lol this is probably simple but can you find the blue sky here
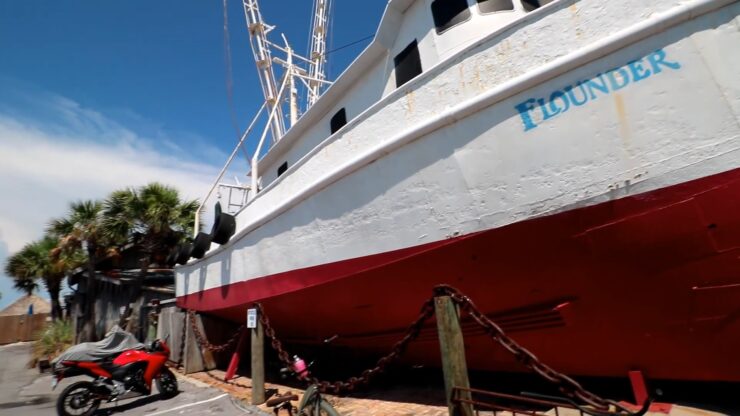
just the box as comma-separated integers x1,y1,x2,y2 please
0,0,386,309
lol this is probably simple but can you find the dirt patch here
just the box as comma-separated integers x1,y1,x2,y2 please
178,369,448,416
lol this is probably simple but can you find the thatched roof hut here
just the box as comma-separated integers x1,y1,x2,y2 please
0,294,52,316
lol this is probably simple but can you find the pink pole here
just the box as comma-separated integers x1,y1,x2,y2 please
224,329,248,382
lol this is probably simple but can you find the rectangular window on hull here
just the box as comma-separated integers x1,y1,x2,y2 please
477,0,514,13
277,161,288,177
431,0,471,34
330,108,347,134
394,40,422,88
521,0,553,12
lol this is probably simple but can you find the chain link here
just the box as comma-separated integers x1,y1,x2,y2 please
434,285,642,415
176,311,187,368
187,309,247,353
256,300,436,395
184,287,644,415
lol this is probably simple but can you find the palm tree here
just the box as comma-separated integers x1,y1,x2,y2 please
103,183,198,263
5,247,39,297
3,236,80,320
14,276,39,296
48,200,105,341
102,183,198,330
48,242,86,320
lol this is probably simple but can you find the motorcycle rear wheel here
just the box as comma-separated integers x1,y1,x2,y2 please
56,381,101,416
155,367,179,398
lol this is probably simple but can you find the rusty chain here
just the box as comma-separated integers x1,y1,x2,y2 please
187,309,247,353
434,284,644,415
256,300,436,395
175,311,187,368
183,287,645,415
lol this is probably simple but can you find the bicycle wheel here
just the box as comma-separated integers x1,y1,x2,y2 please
302,399,340,416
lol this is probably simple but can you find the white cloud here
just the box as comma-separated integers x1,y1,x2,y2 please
0,91,223,253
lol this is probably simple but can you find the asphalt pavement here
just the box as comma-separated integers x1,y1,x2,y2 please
0,342,267,416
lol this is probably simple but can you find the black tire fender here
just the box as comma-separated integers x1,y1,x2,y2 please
211,212,236,245
165,247,179,267
190,232,212,259
175,243,193,265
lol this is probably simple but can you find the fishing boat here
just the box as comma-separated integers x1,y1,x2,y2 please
175,0,740,382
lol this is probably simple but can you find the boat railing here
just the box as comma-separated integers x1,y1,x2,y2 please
194,0,336,237
193,102,267,236
250,74,289,198
194,47,299,236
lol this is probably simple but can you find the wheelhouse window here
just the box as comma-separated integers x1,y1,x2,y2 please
521,0,550,12
431,0,471,34
277,161,288,177
477,0,514,13
394,40,422,88
330,108,347,134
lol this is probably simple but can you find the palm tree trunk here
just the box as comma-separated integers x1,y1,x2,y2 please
47,280,63,321
78,246,98,342
120,254,149,337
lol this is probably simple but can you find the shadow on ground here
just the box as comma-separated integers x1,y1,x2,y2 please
92,391,180,415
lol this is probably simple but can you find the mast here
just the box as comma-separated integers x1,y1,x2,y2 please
307,0,331,107
242,0,285,141
240,0,333,136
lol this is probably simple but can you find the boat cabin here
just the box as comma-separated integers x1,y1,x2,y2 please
253,0,556,195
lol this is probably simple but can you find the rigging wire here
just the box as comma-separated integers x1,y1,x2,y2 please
222,0,373,142
326,0,335,82
322,34,374,57
222,0,251,165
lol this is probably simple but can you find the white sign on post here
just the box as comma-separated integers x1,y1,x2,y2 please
247,308,257,329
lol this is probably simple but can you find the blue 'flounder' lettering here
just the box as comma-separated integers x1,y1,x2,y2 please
515,49,681,131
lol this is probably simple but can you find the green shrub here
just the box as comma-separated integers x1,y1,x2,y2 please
32,319,74,366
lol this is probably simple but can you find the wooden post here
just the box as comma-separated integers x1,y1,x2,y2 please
435,296,474,416
183,311,217,374
251,312,265,405
195,316,217,370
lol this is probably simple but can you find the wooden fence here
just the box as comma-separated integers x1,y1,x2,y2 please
0,314,50,345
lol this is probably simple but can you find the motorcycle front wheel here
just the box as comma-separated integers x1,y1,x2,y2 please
56,381,101,416
155,367,179,399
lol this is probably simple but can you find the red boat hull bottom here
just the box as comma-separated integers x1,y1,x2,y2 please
179,168,740,381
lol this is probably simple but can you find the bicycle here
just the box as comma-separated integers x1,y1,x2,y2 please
265,355,340,416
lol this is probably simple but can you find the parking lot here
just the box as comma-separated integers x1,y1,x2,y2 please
0,342,265,416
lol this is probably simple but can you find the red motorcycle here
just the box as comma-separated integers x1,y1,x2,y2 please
52,338,178,416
